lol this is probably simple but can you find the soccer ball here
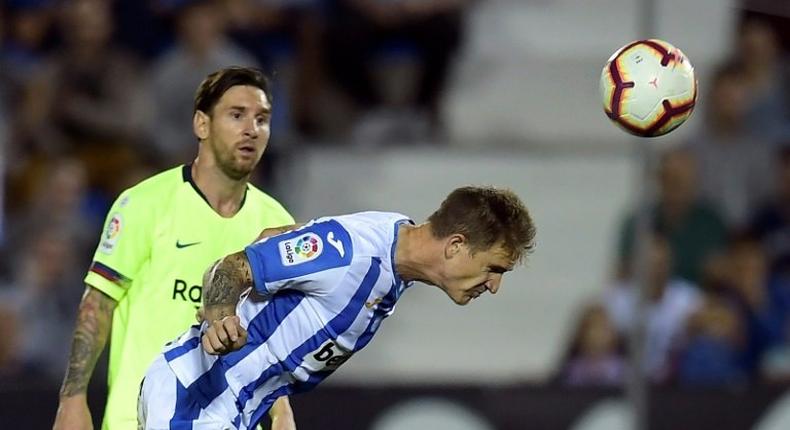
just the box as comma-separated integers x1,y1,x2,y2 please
600,39,697,137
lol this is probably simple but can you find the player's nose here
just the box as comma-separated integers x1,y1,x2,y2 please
243,120,259,139
488,277,502,294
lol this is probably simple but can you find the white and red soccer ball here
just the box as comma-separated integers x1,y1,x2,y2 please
600,39,698,137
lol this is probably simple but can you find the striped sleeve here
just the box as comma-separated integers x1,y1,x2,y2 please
244,219,353,296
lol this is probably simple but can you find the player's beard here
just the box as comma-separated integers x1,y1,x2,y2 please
212,143,259,181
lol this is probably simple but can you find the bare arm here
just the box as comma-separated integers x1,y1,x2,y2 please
198,223,300,323
203,253,296,428
53,286,116,430
269,396,296,430
61,286,116,396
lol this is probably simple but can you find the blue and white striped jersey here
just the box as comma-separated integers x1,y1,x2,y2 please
160,212,413,429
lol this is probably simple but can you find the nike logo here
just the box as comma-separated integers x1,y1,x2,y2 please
176,240,202,249
327,232,344,257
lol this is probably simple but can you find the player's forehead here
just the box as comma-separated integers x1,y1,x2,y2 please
214,85,271,112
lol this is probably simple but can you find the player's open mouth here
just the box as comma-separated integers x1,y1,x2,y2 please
238,145,256,155
469,286,486,299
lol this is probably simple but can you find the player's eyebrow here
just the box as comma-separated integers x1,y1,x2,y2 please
228,105,272,115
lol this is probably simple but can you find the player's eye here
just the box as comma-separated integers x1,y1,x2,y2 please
231,112,242,119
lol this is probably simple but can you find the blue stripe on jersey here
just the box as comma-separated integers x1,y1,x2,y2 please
245,219,353,294
183,291,306,416
290,370,332,396
237,258,382,412
165,336,201,362
169,378,196,429
352,277,400,351
224,290,307,368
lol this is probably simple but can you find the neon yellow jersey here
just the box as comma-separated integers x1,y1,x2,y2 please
85,165,294,430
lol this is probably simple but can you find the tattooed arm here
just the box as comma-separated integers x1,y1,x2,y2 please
53,286,117,430
202,252,297,428
202,252,254,323
200,252,253,355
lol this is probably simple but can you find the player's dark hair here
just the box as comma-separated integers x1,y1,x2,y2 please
193,66,272,116
428,186,536,262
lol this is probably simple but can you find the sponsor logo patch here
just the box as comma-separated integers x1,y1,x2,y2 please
99,213,122,254
279,233,323,266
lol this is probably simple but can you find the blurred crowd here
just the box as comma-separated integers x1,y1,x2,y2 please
556,11,790,389
0,0,472,386
2,0,790,396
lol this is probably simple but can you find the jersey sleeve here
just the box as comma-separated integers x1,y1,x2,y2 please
84,189,154,301
244,219,353,296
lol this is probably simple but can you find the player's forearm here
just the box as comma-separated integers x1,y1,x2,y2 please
269,396,295,428
202,252,253,322
59,286,116,397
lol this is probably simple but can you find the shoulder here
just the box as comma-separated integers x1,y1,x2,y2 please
106,166,183,221
120,165,184,201
246,218,354,283
332,211,411,230
245,185,294,221
328,211,411,255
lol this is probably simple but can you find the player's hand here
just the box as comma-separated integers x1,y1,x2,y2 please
53,394,93,430
202,315,247,355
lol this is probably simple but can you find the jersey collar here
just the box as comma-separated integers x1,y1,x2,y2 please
391,218,415,294
182,163,248,212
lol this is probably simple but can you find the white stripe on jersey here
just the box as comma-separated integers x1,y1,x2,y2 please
153,212,413,429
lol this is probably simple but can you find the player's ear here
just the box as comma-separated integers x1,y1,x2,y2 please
444,234,466,259
193,110,210,140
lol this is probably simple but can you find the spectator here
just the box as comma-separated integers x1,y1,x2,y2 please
1,0,54,102
721,235,790,374
224,0,325,137
17,0,150,198
149,0,260,164
684,62,775,228
5,229,84,383
749,146,790,277
26,0,148,148
734,17,790,143
605,234,703,382
676,292,747,387
324,0,468,142
0,304,23,382
556,302,627,387
616,148,728,285
4,158,98,261
1,0,55,168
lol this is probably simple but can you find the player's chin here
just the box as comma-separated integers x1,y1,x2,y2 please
454,294,473,306
229,161,256,178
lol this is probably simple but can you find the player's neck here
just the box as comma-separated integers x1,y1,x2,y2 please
393,224,441,285
191,158,249,217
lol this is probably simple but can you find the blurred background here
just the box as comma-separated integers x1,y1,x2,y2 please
1,0,789,428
